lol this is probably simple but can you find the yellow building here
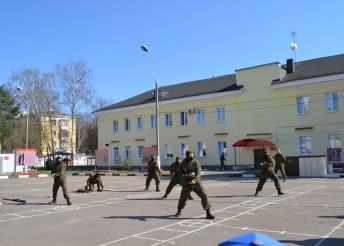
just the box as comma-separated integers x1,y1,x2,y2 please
40,113,76,156
94,54,344,169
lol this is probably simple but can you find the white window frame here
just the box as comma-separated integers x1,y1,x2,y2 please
112,120,119,133
217,141,227,157
197,142,207,157
150,115,156,129
124,118,130,131
180,111,188,126
165,113,172,127
125,146,131,159
137,117,143,130
112,147,119,160
180,143,189,157
326,92,339,112
328,134,341,148
297,96,309,115
196,109,205,124
137,145,143,159
216,107,225,122
165,144,173,159
298,135,312,155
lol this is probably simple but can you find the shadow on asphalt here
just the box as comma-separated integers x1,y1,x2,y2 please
280,238,343,246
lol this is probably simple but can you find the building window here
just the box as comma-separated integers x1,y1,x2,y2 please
216,107,225,122
180,111,188,126
297,96,309,115
165,113,172,127
217,141,227,157
180,143,189,157
113,120,119,133
165,144,173,159
50,120,56,125
112,147,119,160
137,146,143,159
328,134,341,148
125,146,131,159
196,109,205,124
60,119,69,126
53,130,57,136
197,142,207,157
326,93,339,112
137,117,143,130
298,136,312,155
124,118,130,131
150,115,156,129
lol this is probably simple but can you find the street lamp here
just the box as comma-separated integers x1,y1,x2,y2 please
16,87,29,149
141,44,160,167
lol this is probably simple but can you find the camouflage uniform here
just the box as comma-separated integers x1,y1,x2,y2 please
255,152,284,196
50,157,71,205
219,152,227,170
87,173,104,191
144,156,161,191
175,150,214,219
274,152,287,181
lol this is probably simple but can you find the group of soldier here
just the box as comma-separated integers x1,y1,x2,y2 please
48,148,287,220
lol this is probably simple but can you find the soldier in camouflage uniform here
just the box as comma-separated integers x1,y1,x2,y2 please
49,156,72,205
174,150,214,219
254,150,284,196
144,155,161,191
87,172,104,192
274,148,287,182
161,157,193,200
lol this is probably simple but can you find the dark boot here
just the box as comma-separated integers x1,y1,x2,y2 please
67,199,72,205
254,190,258,196
49,199,57,204
283,178,287,182
188,194,194,200
206,209,215,219
143,187,149,191
174,209,181,217
156,186,160,192
161,194,167,199
277,188,284,195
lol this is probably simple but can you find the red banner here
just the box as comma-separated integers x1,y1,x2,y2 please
142,147,157,166
95,149,108,166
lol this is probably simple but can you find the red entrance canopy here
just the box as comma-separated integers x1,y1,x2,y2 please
232,138,276,148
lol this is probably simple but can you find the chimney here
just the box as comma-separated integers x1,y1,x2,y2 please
286,59,295,74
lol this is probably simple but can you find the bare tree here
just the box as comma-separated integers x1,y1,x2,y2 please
56,61,93,156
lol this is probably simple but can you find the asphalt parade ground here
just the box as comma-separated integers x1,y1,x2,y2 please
0,172,343,246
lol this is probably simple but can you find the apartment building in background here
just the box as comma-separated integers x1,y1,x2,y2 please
93,53,344,169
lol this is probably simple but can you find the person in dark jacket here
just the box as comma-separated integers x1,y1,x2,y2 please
144,155,161,191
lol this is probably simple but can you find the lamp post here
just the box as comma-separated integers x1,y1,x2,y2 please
16,87,29,149
141,44,160,167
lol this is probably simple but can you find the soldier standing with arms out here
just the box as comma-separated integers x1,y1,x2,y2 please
254,150,284,196
174,150,215,219
49,156,72,205
87,172,104,191
274,148,287,182
219,152,227,171
161,157,193,200
144,155,161,191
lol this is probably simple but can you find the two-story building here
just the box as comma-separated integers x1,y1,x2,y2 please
94,53,344,169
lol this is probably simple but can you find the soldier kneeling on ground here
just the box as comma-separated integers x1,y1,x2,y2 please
87,172,104,192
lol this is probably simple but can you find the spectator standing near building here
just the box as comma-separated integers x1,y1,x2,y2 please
174,150,214,219
219,152,227,170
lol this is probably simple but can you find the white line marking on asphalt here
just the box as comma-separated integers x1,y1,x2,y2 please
314,219,344,246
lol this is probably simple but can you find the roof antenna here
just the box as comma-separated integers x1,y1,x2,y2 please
290,31,298,62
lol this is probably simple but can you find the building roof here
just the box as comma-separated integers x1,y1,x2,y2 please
94,74,241,113
94,53,344,113
276,53,344,83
